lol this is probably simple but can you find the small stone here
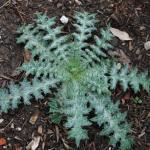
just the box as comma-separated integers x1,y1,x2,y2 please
57,3,62,8
117,63,122,70
144,41,150,50
3,146,7,149
60,16,69,24
10,123,14,129
75,0,82,5
0,118,4,124
135,49,140,55
140,26,146,30
108,147,112,150
137,54,142,60
16,127,22,131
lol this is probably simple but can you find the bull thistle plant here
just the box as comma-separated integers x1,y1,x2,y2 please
0,12,150,150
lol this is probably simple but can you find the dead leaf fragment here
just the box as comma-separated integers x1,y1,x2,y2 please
23,50,31,62
121,91,132,104
29,111,40,125
0,138,6,146
110,27,132,41
26,136,40,150
108,49,131,67
62,138,71,150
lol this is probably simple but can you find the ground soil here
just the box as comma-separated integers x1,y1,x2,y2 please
0,0,150,150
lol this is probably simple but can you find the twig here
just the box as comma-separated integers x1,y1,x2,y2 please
0,119,13,133
0,0,11,9
25,0,29,7
0,74,13,80
14,6,25,22
21,119,28,130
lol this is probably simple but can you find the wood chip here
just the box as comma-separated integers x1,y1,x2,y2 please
129,41,133,51
14,144,21,150
26,136,41,150
62,138,71,150
29,111,40,125
42,142,45,150
47,129,54,135
55,126,60,142
37,125,43,135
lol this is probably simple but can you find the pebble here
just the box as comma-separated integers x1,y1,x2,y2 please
60,15,69,24
16,127,22,131
0,118,4,123
10,123,14,129
116,63,122,70
135,49,140,55
57,3,63,8
3,146,7,149
140,26,146,30
144,41,150,50
137,54,142,60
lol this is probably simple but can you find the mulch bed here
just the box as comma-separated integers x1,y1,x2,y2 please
0,0,150,149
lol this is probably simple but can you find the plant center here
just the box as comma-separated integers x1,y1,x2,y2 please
66,57,85,81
